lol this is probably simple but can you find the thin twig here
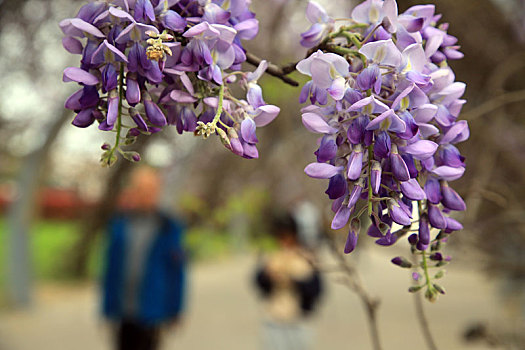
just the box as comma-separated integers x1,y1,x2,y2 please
413,291,439,350
462,89,525,121
244,52,299,87
325,235,383,350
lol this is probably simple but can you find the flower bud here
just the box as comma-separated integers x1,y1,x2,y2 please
107,89,119,126
433,284,446,295
388,199,411,226
129,107,148,132
144,92,167,126
344,228,358,254
374,131,391,159
424,177,442,204
408,285,423,293
400,178,426,200
391,256,412,268
316,137,338,162
429,252,443,261
425,287,438,302
412,272,421,281
440,181,466,211
390,144,410,181
428,203,447,229
216,127,230,147
371,161,381,195
331,205,352,230
347,178,364,209
325,174,347,199
347,144,364,180
418,214,430,245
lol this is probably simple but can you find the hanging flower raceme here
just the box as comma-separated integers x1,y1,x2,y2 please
61,0,279,165
299,0,468,301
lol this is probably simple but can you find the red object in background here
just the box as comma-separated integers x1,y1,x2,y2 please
0,185,10,213
37,188,95,219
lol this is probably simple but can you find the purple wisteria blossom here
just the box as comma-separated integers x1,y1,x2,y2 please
61,0,277,165
299,0,468,301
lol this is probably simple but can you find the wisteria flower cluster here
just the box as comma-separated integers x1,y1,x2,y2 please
299,0,468,300
61,0,279,165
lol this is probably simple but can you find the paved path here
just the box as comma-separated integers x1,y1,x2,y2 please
0,248,506,350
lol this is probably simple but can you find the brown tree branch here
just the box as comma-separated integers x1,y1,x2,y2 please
325,234,383,350
245,52,299,87
462,89,525,121
413,286,439,350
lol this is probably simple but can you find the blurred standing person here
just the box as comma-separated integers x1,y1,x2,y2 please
254,213,323,350
101,167,187,350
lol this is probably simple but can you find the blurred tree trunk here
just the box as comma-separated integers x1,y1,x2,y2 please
6,109,71,307
69,136,151,278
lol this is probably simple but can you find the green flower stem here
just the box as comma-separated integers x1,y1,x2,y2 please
212,84,225,125
417,200,434,294
326,45,360,57
108,62,125,164
421,250,433,289
368,145,374,217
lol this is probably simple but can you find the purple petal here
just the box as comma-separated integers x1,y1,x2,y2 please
144,98,167,126
242,142,259,159
440,120,469,144
359,39,403,66
65,89,83,110
241,118,258,144
414,104,438,123
418,214,430,245
63,67,99,85
432,166,465,181
390,151,410,181
347,146,364,181
357,65,380,91
60,18,105,38
367,225,383,238
371,162,381,194
304,163,343,179
72,108,95,128
331,206,352,230
131,110,149,132
403,140,438,160
424,177,442,204
445,217,463,231
325,174,347,199
62,36,83,54
302,112,338,134
163,10,187,32
107,94,119,126
316,137,337,163
126,75,141,105
428,203,446,229
389,200,412,225
441,183,466,211
344,231,358,254
328,77,346,101
247,84,265,109
400,178,426,200
374,131,391,159
348,180,364,209
234,18,259,40
254,105,280,127
170,90,197,103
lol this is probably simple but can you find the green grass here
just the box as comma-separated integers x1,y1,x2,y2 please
0,217,103,285
0,214,277,306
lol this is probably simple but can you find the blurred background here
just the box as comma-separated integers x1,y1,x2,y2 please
0,0,524,349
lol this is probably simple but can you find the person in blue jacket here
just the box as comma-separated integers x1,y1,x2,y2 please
101,167,186,350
